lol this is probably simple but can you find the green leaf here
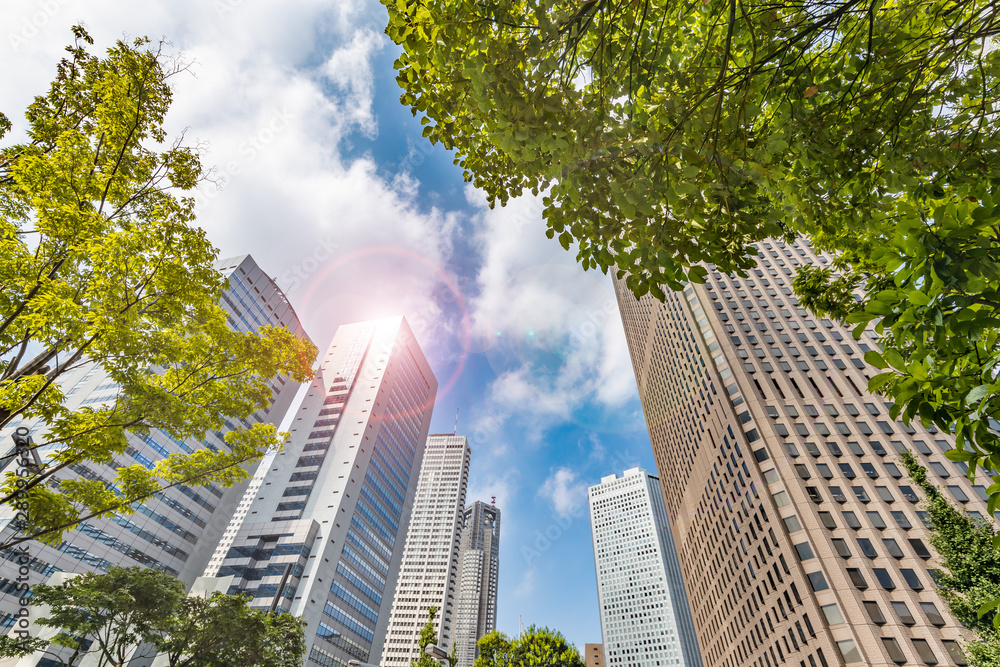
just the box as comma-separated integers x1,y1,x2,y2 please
864,350,888,369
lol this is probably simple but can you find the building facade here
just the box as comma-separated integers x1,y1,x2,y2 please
589,468,703,667
452,501,501,667
214,317,438,667
585,644,606,667
380,434,471,667
613,238,982,666
0,254,310,630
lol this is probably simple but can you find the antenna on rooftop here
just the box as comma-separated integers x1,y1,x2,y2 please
491,495,496,507
454,408,459,436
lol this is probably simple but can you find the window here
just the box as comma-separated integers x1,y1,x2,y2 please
848,441,865,456
838,640,863,664
824,404,840,416
842,511,862,529
783,442,801,458
830,486,847,503
826,441,844,456
864,601,887,625
775,423,790,437
763,469,780,485
789,537,817,563
920,602,945,627
805,441,821,457
881,638,907,664
847,568,868,589
855,421,873,435
853,486,870,503
865,403,880,415
795,464,811,479
845,403,860,416
948,486,970,503
900,485,919,503
831,538,851,558
856,538,878,558
882,538,904,559
908,538,931,559
876,486,894,502
818,512,837,529
870,440,887,456
806,487,823,503
873,568,896,590
805,405,819,417
884,462,903,478
867,511,887,529
783,515,803,532
821,604,844,625
807,571,829,591
817,463,834,479
836,422,850,435
796,423,810,436
891,601,916,625
840,463,857,478
942,641,968,666
901,568,924,590
930,461,951,478
911,638,938,665
772,491,791,507
878,421,894,434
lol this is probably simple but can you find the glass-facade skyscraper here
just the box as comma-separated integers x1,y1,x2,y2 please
214,316,438,667
589,467,702,667
614,239,979,666
380,434,471,667
0,255,311,629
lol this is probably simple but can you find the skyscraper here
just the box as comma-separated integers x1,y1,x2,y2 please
380,434,471,667
0,255,311,628
589,467,702,667
453,500,501,667
613,238,981,666
214,316,438,667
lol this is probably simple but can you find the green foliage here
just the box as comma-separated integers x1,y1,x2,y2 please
0,26,316,548
5,566,306,667
29,566,185,667
412,606,441,667
799,198,1000,504
384,0,1000,505
382,0,999,295
474,627,584,667
152,590,306,667
902,451,1000,665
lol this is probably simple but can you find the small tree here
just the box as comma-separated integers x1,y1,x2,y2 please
474,627,583,667
902,451,1000,665
413,606,440,667
0,25,316,549
152,591,305,667
25,566,185,667
0,567,307,667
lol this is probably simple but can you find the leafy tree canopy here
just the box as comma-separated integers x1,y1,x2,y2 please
0,26,316,548
902,451,1000,666
0,566,306,667
382,0,1000,495
474,627,584,667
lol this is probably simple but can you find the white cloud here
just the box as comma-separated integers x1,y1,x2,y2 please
514,566,536,598
0,0,466,364
538,467,587,518
464,189,639,438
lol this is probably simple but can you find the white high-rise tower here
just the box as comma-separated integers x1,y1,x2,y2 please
380,434,471,667
589,468,703,667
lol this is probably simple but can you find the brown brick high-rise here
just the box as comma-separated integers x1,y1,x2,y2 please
613,238,980,666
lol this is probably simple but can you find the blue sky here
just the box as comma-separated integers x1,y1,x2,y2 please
1,0,658,650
